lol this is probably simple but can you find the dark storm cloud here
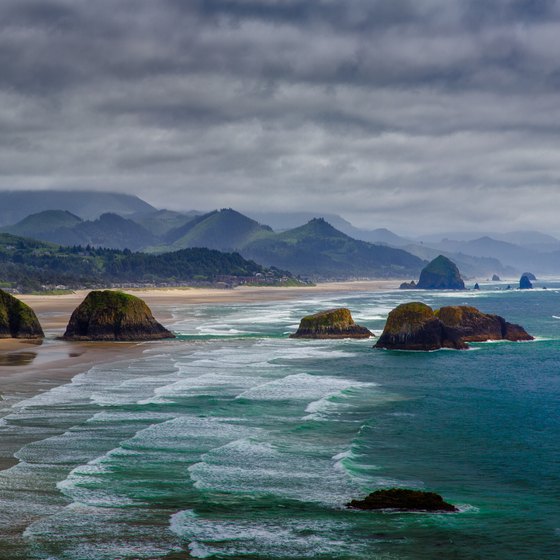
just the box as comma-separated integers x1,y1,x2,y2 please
1,0,560,233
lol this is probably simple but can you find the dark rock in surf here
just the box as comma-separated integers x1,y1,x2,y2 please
416,255,465,290
375,302,453,350
348,488,458,512
399,280,416,290
63,290,174,341
492,274,501,281
290,308,372,339
519,275,533,289
375,302,533,351
473,283,480,290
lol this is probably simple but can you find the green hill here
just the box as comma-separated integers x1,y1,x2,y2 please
242,218,425,279
38,213,157,251
1,210,82,237
132,209,200,236
0,233,291,292
165,208,274,251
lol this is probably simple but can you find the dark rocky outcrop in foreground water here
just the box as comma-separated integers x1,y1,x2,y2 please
416,255,465,290
519,275,533,289
0,289,44,339
375,302,533,350
63,290,174,341
348,489,458,512
290,308,372,339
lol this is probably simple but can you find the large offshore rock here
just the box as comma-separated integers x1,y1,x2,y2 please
376,302,533,350
519,275,533,289
417,255,465,290
0,289,44,339
63,290,174,341
436,305,504,343
374,302,451,350
290,308,372,339
348,488,458,512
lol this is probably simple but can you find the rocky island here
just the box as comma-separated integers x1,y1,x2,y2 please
519,274,533,289
348,488,458,512
290,308,372,339
0,289,44,339
63,290,175,341
416,255,465,290
375,302,533,350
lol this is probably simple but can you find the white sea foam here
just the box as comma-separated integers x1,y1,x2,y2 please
170,509,363,558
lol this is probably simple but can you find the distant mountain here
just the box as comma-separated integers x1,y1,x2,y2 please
246,211,412,246
402,243,514,279
0,190,155,226
164,209,274,251
0,210,82,237
242,218,424,279
246,211,354,232
427,236,545,272
131,209,201,236
419,230,560,247
39,213,157,251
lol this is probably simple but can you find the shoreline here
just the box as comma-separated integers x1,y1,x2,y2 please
0,280,400,405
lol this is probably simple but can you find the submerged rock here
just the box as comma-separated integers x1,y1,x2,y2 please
63,290,174,341
519,275,533,289
375,302,533,350
290,308,372,339
0,289,44,339
399,280,416,290
416,255,465,290
348,488,458,512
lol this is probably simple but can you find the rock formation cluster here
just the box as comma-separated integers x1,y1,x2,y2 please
376,302,533,350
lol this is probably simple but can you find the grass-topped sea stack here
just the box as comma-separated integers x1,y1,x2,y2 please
290,308,372,339
416,255,465,290
63,290,174,341
376,302,533,351
0,289,44,339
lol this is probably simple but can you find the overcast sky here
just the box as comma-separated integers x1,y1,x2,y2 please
2,0,560,234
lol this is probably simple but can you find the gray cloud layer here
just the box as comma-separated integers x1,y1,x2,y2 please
1,0,560,233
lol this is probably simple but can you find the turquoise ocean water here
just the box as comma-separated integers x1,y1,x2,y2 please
1,283,559,559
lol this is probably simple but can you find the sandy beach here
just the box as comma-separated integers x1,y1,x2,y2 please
0,281,399,405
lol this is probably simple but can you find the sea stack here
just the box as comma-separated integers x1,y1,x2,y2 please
348,488,458,512
416,255,465,290
290,308,372,339
63,290,174,341
0,289,44,339
375,302,533,351
519,275,533,289
399,280,416,290
492,274,501,281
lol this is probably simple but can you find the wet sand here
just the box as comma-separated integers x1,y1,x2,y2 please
1,281,400,402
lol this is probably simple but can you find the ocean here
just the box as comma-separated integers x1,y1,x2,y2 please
1,283,559,559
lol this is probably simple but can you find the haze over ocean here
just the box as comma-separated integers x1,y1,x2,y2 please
1,283,558,559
